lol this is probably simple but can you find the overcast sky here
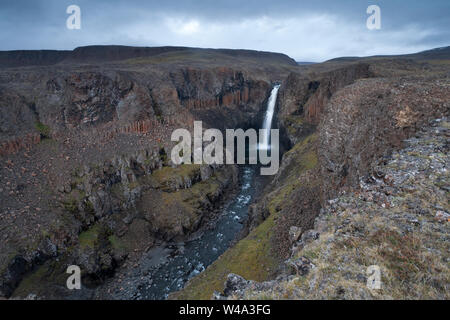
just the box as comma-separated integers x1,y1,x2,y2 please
0,0,448,61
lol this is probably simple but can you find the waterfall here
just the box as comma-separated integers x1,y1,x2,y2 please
259,84,280,150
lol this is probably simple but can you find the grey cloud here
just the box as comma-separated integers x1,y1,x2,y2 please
0,0,448,61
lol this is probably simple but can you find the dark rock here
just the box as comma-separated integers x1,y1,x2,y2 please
223,273,251,297
286,256,315,276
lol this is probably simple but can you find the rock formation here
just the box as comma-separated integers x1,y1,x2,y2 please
0,46,293,298
173,47,450,300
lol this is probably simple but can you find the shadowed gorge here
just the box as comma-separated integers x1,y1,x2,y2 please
0,43,449,301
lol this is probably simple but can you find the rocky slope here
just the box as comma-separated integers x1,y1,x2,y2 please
173,51,450,300
219,118,449,299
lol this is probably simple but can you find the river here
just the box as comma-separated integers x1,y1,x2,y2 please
138,165,257,299
104,84,280,300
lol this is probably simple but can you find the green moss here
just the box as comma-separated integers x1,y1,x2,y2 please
62,189,88,214
152,164,201,182
78,224,103,249
284,115,306,135
149,164,202,191
144,158,154,166
108,235,128,254
267,133,318,215
127,180,140,190
286,115,304,125
188,175,221,200
62,197,78,214
108,235,121,250
281,134,318,181
34,121,51,139
150,190,198,229
171,213,279,300
12,263,49,297
139,167,227,236
407,151,432,160
302,249,319,260
11,257,71,298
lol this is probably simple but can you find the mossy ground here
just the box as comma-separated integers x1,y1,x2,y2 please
78,224,105,249
150,164,201,188
284,115,304,136
138,165,233,238
171,212,279,300
34,121,51,139
11,256,72,298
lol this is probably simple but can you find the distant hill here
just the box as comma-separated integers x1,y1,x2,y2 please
0,45,298,68
404,46,450,60
2,45,448,69
326,46,450,63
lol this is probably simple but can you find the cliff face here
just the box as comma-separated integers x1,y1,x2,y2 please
220,118,450,300
0,47,295,298
0,66,270,145
276,63,373,144
174,55,450,300
318,77,449,200
0,71,274,170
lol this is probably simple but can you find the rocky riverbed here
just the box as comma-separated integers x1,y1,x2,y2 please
95,165,258,299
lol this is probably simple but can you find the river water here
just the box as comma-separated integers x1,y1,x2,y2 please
139,165,257,299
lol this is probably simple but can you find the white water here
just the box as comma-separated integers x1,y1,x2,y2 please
259,84,281,150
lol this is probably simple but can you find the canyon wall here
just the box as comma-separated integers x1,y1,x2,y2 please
0,67,272,156
0,47,293,298
174,57,450,299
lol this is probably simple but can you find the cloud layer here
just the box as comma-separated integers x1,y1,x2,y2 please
1,0,449,61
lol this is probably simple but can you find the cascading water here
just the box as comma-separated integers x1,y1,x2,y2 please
259,84,281,150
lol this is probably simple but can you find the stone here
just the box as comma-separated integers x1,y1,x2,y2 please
289,226,302,243
286,256,315,276
223,273,251,296
435,210,450,223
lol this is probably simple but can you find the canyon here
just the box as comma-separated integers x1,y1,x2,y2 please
0,45,449,299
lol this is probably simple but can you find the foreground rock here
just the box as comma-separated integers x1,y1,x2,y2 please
219,119,449,299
